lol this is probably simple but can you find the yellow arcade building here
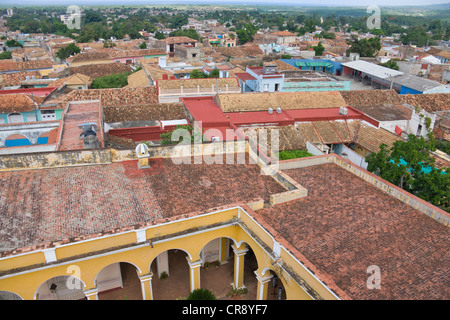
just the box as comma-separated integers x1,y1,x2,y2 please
0,143,448,300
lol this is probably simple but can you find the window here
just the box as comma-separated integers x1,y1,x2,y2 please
41,110,56,121
8,113,23,123
263,84,269,92
275,83,280,91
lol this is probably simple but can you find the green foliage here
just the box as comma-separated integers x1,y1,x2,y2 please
187,288,216,300
281,54,292,59
320,31,336,39
169,28,200,41
379,60,399,70
139,41,147,49
436,140,450,155
160,125,206,145
55,43,80,61
313,42,325,56
236,23,258,44
277,149,313,160
155,31,166,40
0,51,12,60
190,68,219,79
90,72,130,89
400,25,431,47
366,134,449,212
6,39,22,48
346,35,381,57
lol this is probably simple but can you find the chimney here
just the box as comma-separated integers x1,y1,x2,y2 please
162,73,168,80
268,108,273,114
276,107,281,114
136,143,150,169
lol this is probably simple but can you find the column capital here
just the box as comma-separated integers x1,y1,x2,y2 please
254,270,273,284
84,288,98,300
231,244,249,256
139,272,153,282
186,257,203,268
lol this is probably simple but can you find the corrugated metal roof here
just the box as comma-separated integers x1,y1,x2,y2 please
342,60,403,79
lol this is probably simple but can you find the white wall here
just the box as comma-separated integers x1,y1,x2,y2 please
96,263,123,293
339,144,368,170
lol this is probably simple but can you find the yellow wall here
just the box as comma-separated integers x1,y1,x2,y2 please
0,206,335,300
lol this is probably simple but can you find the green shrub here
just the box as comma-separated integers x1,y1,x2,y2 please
277,149,313,160
186,288,216,300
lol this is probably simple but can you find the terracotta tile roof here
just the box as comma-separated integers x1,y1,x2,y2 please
69,62,132,79
242,125,306,154
0,156,284,252
104,102,186,122
0,93,36,113
215,91,347,113
161,36,198,44
57,86,158,108
0,71,40,88
401,93,450,113
258,163,450,299
296,122,322,144
67,49,166,63
0,59,53,72
141,63,174,81
271,31,297,37
215,46,263,58
348,120,403,153
271,59,299,71
351,104,413,122
125,69,150,88
65,73,91,86
340,89,403,107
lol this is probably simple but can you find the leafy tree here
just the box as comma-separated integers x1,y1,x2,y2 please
346,35,381,57
208,68,220,78
90,72,129,89
139,41,147,49
160,124,205,145
155,31,165,40
169,28,200,41
366,134,449,212
55,43,80,60
0,51,12,60
6,39,22,48
380,60,399,70
190,69,205,79
400,25,430,47
281,54,292,59
313,42,325,56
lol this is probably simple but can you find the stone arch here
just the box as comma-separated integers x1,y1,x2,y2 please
198,236,237,267
149,248,191,300
34,274,86,300
259,267,288,300
0,290,23,300
95,262,142,300
4,134,31,147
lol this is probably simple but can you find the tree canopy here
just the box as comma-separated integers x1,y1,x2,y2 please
55,43,80,60
366,134,449,212
346,35,381,57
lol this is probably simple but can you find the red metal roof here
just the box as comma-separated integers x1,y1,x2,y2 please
0,86,56,97
225,109,294,127
235,72,257,81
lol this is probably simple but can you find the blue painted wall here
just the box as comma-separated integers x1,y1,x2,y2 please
400,86,422,95
280,59,343,75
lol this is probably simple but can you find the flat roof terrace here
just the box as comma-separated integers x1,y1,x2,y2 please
256,162,449,300
0,155,285,253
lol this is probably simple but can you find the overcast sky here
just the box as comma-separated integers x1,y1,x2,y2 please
0,0,448,7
